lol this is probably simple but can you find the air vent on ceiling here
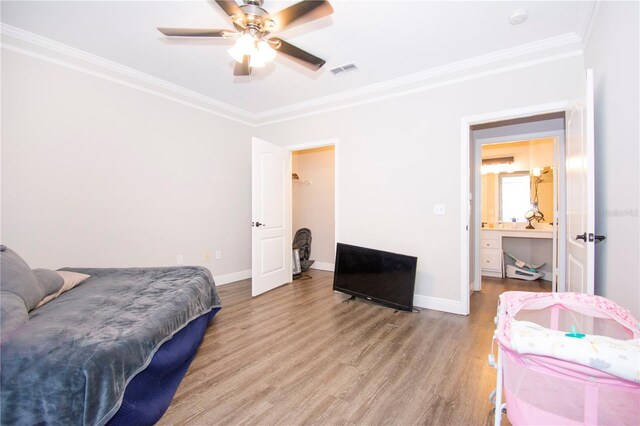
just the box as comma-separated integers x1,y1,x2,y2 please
330,63,358,75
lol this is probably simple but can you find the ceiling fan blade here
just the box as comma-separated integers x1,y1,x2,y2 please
233,55,251,76
157,28,232,37
271,38,326,71
215,0,245,20
270,0,333,32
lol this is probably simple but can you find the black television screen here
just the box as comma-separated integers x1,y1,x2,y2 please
332,243,417,311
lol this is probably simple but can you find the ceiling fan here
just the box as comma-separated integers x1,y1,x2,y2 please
158,0,333,76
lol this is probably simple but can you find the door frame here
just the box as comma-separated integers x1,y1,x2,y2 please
460,101,574,315
285,138,339,271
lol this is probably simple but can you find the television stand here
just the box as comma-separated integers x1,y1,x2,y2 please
341,295,356,303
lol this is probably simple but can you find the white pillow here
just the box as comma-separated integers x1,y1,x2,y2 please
36,271,90,308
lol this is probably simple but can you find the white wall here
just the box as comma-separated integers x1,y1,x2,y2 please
584,1,640,318
292,146,335,267
258,55,584,309
1,50,253,282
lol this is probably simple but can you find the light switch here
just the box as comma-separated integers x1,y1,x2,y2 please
434,204,446,215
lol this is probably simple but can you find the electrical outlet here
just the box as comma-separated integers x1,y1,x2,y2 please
204,252,211,262
177,255,184,265
215,250,222,260
433,204,446,215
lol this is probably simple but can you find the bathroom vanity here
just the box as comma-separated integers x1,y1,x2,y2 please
481,227,553,280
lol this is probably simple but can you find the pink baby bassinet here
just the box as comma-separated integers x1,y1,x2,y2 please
489,291,640,426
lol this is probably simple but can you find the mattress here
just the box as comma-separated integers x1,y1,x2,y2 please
0,266,221,425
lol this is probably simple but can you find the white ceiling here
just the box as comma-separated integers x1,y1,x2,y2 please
1,1,594,117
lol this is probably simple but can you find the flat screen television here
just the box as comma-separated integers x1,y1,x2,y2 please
332,243,417,311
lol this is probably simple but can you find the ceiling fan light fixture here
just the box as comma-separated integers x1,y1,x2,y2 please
228,33,256,63
256,40,277,63
160,0,334,75
249,55,266,68
228,33,276,67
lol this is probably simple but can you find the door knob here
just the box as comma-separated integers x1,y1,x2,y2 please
590,233,606,242
575,233,587,241
253,221,266,227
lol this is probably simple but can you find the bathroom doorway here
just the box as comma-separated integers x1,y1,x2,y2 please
470,112,566,296
479,138,557,287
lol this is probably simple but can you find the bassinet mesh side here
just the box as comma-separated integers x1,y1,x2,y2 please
503,351,588,424
496,291,640,426
502,350,640,425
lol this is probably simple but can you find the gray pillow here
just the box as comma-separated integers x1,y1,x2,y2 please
33,268,64,297
0,291,29,338
0,246,44,311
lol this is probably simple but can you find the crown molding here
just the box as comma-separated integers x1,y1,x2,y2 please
1,42,256,127
1,23,584,126
255,50,583,127
253,32,583,122
0,24,255,125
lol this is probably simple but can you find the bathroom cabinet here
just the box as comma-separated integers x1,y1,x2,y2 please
481,228,553,279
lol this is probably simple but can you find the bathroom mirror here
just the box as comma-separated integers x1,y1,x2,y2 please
481,138,555,226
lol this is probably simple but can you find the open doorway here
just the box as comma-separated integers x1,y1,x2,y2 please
469,112,567,307
479,138,557,289
290,143,337,273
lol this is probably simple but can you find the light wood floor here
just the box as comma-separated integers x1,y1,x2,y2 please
160,272,551,425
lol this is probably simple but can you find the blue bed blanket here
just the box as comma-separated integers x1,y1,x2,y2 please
0,266,221,426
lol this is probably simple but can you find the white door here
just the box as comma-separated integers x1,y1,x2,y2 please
252,137,292,297
565,69,595,294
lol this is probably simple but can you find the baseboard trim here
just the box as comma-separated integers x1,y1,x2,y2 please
413,294,465,315
310,262,335,272
214,269,251,286
214,270,465,314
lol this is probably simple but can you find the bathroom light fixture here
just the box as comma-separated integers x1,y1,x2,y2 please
481,156,515,175
482,156,515,166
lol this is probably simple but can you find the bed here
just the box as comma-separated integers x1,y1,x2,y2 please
0,246,221,425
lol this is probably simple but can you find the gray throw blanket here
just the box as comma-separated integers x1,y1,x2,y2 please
1,266,221,426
